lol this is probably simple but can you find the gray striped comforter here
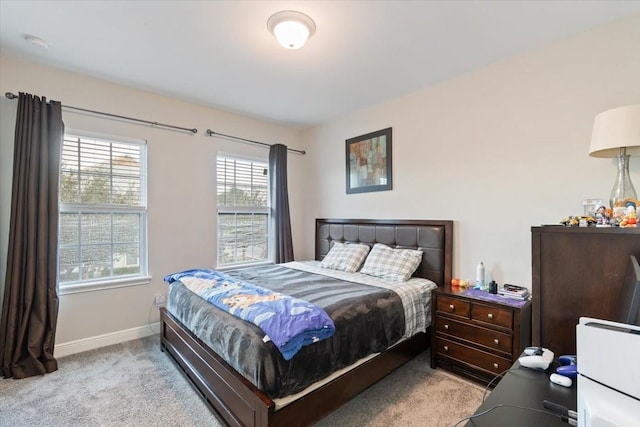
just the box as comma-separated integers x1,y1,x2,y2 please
167,263,432,398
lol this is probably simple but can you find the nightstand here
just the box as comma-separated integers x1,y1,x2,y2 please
430,284,532,385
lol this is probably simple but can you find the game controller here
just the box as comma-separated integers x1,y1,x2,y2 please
550,373,573,387
556,354,577,379
558,355,576,365
519,348,554,370
523,346,544,356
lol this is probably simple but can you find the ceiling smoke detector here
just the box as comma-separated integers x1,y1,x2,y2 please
24,34,49,49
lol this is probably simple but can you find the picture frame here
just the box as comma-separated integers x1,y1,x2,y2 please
346,127,392,194
583,198,603,217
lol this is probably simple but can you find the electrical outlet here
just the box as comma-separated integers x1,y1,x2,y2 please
154,293,166,307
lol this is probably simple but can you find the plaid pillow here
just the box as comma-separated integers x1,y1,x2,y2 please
360,243,423,281
320,242,371,272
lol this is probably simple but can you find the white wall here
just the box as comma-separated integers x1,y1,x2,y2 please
299,15,640,288
1,14,639,355
0,54,305,353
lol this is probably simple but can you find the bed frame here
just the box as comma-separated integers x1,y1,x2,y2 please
160,218,453,427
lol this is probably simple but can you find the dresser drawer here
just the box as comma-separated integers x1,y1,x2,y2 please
471,303,513,329
435,316,513,355
436,295,470,318
435,337,512,375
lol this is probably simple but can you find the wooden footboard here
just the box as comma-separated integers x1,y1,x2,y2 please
161,307,274,426
160,307,429,427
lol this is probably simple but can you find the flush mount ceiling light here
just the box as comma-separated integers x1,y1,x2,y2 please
267,10,316,49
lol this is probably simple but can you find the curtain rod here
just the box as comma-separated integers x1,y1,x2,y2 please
205,129,306,155
5,92,198,134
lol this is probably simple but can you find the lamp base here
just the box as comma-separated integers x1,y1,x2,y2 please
610,154,637,217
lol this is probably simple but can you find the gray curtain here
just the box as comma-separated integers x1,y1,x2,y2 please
269,144,294,263
0,93,64,379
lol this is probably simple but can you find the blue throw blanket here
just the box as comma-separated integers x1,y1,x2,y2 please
164,268,335,360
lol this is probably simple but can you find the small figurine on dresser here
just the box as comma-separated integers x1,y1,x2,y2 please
619,202,638,228
595,205,610,226
561,203,640,227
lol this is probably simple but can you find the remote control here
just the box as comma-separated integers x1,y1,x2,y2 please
550,373,572,387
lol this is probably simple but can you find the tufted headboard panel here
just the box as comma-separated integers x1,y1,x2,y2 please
315,218,453,287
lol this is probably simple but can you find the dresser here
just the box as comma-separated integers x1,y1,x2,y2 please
531,226,640,356
430,284,531,385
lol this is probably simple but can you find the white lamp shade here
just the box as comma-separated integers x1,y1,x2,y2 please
589,104,640,158
267,11,316,50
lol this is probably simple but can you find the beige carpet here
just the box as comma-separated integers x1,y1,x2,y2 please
0,335,485,426
316,352,485,426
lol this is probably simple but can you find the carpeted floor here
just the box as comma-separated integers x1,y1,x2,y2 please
0,336,485,426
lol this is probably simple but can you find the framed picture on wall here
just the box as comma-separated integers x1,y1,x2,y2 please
346,127,392,194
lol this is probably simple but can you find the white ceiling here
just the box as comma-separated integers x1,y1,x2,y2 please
1,1,639,129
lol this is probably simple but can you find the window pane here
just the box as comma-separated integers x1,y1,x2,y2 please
236,213,268,262
81,214,111,245
217,158,268,208
250,163,268,207
80,171,111,204
113,213,139,244
61,135,143,207
59,213,79,245
59,246,79,282
81,244,111,279
112,174,141,205
218,214,237,264
217,155,270,266
60,138,81,204
113,244,140,276
217,212,268,264
113,144,142,205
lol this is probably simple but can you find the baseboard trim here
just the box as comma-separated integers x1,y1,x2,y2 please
55,323,160,358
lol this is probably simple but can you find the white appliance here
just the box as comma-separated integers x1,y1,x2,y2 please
576,317,640,427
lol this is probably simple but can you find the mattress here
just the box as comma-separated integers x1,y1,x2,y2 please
166,262,436,398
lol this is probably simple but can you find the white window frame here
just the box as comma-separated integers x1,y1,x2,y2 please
58,131,150,295
216,153,271,268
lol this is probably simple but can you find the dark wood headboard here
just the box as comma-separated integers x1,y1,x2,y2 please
315,218,453,287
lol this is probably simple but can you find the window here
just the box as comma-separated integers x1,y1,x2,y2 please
58,132,148,292
217,155,270,267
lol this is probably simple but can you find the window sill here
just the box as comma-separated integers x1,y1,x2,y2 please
216,261,274,271
59,275,152,295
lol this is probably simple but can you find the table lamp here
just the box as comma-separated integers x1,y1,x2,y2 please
589,104,640,214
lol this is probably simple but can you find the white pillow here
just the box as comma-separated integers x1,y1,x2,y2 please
360,243,423,281
320,242,371,272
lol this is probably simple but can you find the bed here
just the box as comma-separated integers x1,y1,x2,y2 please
160,218,453,427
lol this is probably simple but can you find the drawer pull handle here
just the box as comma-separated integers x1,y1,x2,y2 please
444,345,449,352
449,304,455,311
493,363,499,369
493,338,499,345
444,324,449,330
487,313,494,319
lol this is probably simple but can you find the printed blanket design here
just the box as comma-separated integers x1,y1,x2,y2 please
164,269,335,360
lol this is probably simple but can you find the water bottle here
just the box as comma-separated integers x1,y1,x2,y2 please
476,262,485,290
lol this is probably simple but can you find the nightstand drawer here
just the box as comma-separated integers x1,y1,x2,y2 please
435,316,512,354
471,303,513,329
435,337,512,375
436,295,470,318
